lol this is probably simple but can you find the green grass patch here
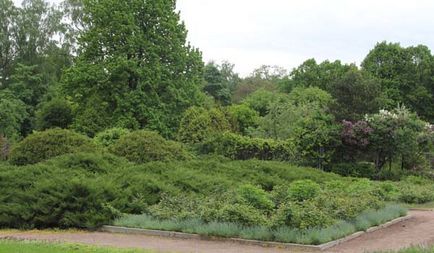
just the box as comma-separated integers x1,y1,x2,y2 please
0,240,153,253
114,204,407,245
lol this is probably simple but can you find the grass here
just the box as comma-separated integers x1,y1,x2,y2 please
377,246,434,253
114,204,407,245
0,240,154,253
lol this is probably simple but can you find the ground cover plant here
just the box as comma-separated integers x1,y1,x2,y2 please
0,240,153,253
0,147,429,244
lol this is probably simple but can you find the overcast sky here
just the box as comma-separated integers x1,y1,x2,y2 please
14,0,434,76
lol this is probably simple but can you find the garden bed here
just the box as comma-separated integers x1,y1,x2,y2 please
101,213,411,251
105,204,408,248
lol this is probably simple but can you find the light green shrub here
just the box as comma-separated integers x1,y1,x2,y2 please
288,180,321,202
110,130,191,163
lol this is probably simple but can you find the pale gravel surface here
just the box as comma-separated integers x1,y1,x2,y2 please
1,211,434,253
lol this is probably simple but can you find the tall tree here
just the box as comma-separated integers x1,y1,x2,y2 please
362,42,434,122
203,61,240,105
63,0,204,137
0,0,16,88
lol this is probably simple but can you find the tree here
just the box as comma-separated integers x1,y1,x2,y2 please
0,90,28,140
35,98,73,130
285,59,354,92
203,62,231,105
342,107,433,172
255,87,340,167
362,42,434,122
226,104,259,135
0,0,16,88
63,0,204,137
329,69,385,121
232,65,287,103
241,89,289,117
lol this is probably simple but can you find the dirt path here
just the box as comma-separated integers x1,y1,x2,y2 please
1,211,434,253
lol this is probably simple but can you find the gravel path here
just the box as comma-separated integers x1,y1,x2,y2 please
1,211,434,253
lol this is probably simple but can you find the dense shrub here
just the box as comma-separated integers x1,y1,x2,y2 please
35,99,74,130
110,130,191,163
236,184,274,211
225,104,259,134
202,132,295,161
287,180,321,202
9,129,97,165
329,162,376,178
272,201,334,229
177,107,231,144
0,165,120,229
94,128,130,147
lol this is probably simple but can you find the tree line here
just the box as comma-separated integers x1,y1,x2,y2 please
0,0,433,175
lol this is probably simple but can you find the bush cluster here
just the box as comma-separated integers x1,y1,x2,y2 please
201,132,295,161
109,130,191,164
9,129,97,165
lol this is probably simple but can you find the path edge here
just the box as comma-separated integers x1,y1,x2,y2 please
101,215,412,252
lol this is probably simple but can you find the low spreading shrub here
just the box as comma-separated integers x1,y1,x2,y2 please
0,167,120,229
110,130,191,163
9,129,97,165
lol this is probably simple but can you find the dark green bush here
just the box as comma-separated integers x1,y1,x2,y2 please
110,130,191,163
330,162,376,178
35,99,74,130
9,129,97,165
94,128,130,147
202,132,295,161
0,166,120,229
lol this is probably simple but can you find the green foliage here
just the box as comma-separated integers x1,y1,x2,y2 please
110,130,191,164
202,132,295,161
0,136,11,161
94,128,130,147
177,107,231,144
365,106,432,171
362,42,434,122
9,129,97,165
0,90,28,140
236,184,274,210
114,204,406,245
35,98,73,130
0,167,119,229
225,104,259,134
63,0,204,138
203,61,240,105
330,162,376,178
287,180,321,202
256,88,340,166
242,89,289,116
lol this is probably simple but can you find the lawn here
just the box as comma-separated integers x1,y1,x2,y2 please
0,240,153,253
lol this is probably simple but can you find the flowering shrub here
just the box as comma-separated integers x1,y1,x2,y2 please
340,106,433,172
